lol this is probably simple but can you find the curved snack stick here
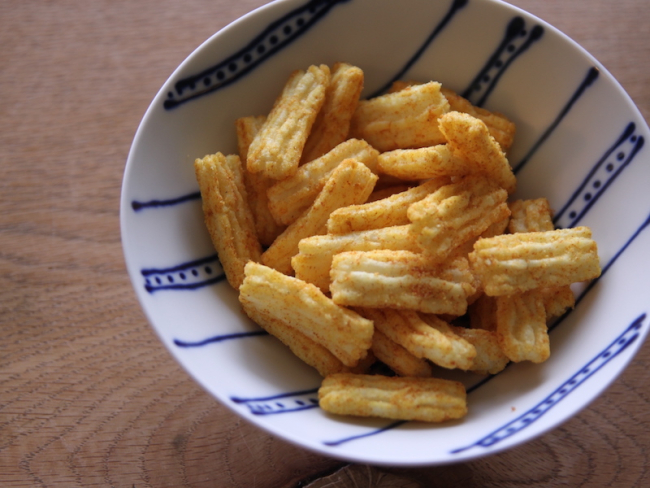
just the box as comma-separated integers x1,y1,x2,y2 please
239,262,374,367
292,225,420,292
495,291,549,363
301,62,365,163
319,373,467,422
236,115,286,246
246,65,330,179
267,138,378,226
194,152,261,289
362,309,476,371
261,159,377,275
327,176,451,235
370,328,433,378
441,87,516,152
407,175,510,264
439,111,516,194
377,145,469,181
349,81,450,151
469,227,601,296
330,251,476,316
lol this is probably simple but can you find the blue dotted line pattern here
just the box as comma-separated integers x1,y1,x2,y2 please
554,122,645,229
462,16,544,107
141,254,225,293
164,0,351,109
231,388,320,415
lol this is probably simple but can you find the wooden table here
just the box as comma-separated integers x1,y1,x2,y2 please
2,1,648,486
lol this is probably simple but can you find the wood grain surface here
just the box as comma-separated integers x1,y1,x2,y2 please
1,1,648,486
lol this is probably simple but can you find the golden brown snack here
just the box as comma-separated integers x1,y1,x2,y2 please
377,145,467,181
407,175,510,263
450,325,509,375
349,81,450,151
360,309,476,370
439,111,516,194
495,291,550,363
449,214,510,262
261,159,377,275
236,115,286,246
292,225,420,292
246,65,330,179
239,262,374,367
301,62,365,163
508,198,555,233
194,152,262,289
327,176,451,234
441,87,516,152
267,138,378,226
507,198,575,319
469,227,601,296
366,184,413,202
235,115,266,161
540,285,576,320
371,329,433,378
319,373,467,422
330,251,476,316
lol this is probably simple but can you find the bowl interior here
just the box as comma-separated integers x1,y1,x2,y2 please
121,0,650,465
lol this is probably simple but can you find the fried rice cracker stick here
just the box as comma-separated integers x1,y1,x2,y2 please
239,262,374,367
349,81,450,151
469,227,601,296
247,64,330,179
366,184,413,202
371,329,433,378
448,324,509,375
508,198,555,233
301,62,365,163
330,251,476,316
327,176,451,234
377,145,467,181
361,309,476,370
292,225,420,292
236,115,286,246
194,152,262,289
495,290,550,363
439,111,516,193
441,87,515,152
508,198,575,318
540,286,576,320
261,159,377,275
407,175,510,263
319,373,467,422
267,138,378,226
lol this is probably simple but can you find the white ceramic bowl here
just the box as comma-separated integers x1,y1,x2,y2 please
121,0,650,466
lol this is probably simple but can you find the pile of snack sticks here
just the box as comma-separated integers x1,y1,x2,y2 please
194,63,601,423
